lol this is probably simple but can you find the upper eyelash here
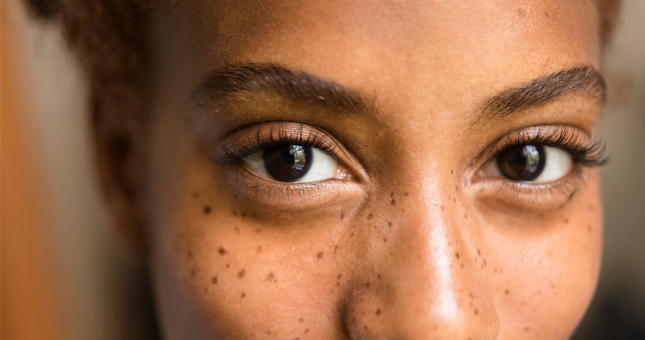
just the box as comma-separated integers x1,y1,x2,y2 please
217,123,339,165
496,125,608,167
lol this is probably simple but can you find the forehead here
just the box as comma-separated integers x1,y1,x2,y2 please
169,0,600,114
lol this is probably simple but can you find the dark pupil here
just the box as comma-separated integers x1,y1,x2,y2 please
497,145,546,181
263,145,313,182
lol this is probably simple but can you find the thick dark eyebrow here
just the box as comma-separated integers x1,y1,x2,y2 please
195,63,374,115
474,66,606,126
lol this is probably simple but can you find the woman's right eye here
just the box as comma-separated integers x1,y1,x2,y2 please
242,144,343,183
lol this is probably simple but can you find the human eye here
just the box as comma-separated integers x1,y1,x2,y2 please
216,122,363,207
243,145,343,183
474,125,607,208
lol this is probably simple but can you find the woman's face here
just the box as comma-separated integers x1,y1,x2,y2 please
140,0,604,339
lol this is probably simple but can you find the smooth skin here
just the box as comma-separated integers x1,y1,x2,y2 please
98,0,604,339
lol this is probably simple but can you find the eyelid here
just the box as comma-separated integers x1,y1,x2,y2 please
472,125,606,176
218,122,369,182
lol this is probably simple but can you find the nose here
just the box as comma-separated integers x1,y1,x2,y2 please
344,187,500,340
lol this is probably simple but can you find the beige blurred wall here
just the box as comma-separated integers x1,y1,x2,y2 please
4,0,645,339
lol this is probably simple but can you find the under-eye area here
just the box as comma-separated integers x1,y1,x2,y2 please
470,125,607,210
214,121,366,208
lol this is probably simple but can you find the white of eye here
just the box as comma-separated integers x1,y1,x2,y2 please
533,146,573,182
243,147,339,183
484,146,574,183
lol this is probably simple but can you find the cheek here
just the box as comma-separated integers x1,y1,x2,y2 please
151,178,357,339
490,179,602,339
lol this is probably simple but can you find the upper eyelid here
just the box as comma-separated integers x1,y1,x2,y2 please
218,122,342,163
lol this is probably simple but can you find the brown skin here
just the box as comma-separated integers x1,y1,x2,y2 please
97,0,604,339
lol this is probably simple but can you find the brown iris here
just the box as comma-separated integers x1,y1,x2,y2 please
263,145,313,182
497,145,546,181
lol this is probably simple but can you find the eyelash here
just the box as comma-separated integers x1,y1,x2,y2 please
217,123,340,166
491,125,607,168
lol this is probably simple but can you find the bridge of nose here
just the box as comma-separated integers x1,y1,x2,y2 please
342,183,500,340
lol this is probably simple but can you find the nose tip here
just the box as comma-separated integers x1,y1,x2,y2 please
343,201,500,340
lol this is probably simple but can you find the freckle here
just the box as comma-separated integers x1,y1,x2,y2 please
187,251,193,258
588,224,592,233
391,192,394,197
238,269,246,278
483,259,487,267
240,292,245,298
441,206,444,211
455,185,458,192
451,170,454,175
234,227,239,232
469,292,474,299
474,309,478,315
337,273,342,279
391,198,396,205
190,270,196,277
350,232,354,237
544,11,549,17
203,206,211,214
218,247,226,255
233,194,238,199
588,204,594,211
268,272,275,281
388,222,392,227
525,327,530,332
340,212,345,220
377,274,381,279
193,192,199,198
455,252,460,260
305,329,309,333
564,218,569,224
226,263,230,268
365,282,370,289
505,289,510,294
241,212,247,217
364,326,368,330
333,245,338,253
367,213,374,219
405,192,409,196
299,318,304,322
383,238,387,242
477,249,481,256
256,246,263,254
454,198,456,203
212,276,218,284
460,263,464,269
464,214,467,219
376,309,381,316
255,228,262,233
517,8,525,17
317,251,324,259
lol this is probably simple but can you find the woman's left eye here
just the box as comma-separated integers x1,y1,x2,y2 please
484,144,574,183
242,144,341,183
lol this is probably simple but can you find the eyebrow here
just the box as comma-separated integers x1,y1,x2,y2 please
195,63,374,115
473,66,606,126
196,63,606,125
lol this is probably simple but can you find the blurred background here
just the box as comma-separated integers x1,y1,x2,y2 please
1,0,644,339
